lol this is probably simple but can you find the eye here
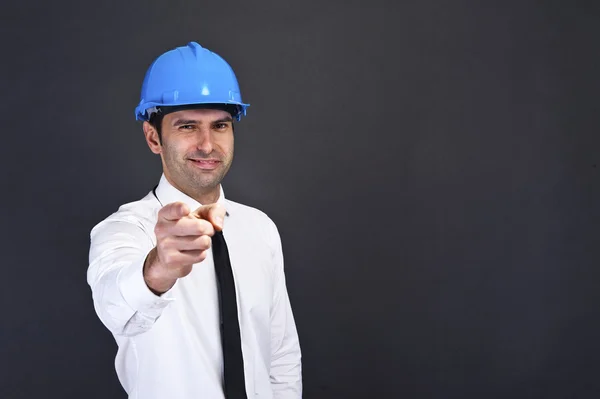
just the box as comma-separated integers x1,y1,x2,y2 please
214,123,229,130
179,124,195,130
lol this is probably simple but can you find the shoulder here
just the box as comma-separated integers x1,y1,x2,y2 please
90,192,160,239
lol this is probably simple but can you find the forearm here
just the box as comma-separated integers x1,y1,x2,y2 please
270,295,303,398
89,253,173,336
271,347,302,398
267,220,303,397
87,220,174,336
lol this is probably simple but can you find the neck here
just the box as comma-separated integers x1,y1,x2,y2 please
163,175,221,205
193,188,221,205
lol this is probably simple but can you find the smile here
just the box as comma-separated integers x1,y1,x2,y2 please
189,159,221,170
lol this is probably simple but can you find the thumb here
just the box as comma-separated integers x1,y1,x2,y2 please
191,203,227,231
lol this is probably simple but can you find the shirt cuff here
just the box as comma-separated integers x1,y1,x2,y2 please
116,255,175,315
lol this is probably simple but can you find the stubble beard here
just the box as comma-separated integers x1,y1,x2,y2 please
162,144,233,202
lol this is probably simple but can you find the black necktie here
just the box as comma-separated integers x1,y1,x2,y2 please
212,230,247,398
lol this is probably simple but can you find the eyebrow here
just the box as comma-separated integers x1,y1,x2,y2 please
172,116,233,127
213,116,234,124
172,119,198,126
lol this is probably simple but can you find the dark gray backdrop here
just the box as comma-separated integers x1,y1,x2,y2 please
1,1,599,398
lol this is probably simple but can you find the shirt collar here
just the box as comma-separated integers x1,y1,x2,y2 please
154,174,229,216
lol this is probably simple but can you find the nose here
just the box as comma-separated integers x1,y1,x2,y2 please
196,127,214,154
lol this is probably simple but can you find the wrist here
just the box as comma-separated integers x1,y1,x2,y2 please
143,248,177,295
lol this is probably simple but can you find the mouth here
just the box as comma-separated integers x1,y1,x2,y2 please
188,159,221,170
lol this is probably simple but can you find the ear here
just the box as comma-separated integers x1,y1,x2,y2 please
143,121,162,154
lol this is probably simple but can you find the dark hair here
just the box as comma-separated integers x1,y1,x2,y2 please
148,111,165,143
147,104,239,143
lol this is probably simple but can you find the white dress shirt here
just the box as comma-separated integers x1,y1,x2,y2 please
87,175,302,399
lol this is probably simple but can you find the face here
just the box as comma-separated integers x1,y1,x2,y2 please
143,108,234,202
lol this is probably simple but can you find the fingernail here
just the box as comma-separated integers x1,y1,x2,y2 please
215,216,224,228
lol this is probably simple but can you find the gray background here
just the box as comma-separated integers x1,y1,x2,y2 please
1,1,599,398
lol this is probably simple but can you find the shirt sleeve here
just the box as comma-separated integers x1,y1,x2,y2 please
87,219,176,337
267,220,303,398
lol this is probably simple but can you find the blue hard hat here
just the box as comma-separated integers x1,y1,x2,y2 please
134,42,249,121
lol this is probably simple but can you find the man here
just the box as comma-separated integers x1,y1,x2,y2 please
87,41,302,399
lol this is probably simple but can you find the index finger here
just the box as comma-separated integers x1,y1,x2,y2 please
191,203,227,231
158,202,191,222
